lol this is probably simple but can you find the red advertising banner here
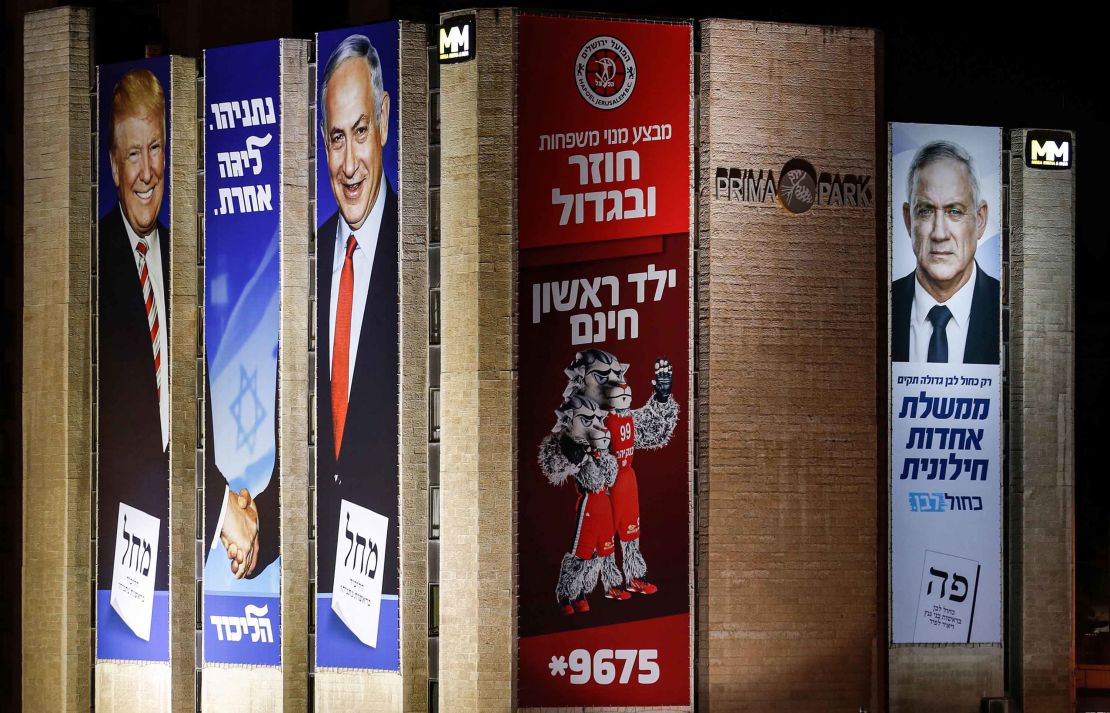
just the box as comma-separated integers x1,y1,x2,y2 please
518,16,690,251
517,15,691,708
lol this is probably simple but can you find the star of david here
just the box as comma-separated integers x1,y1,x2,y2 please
229,364,266,453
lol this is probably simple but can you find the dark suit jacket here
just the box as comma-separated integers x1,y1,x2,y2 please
97,206,170,591
891,263,1000,365
316,183,400,597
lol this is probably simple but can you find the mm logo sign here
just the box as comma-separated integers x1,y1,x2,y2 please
439,16,475,64
1026,130,1072,170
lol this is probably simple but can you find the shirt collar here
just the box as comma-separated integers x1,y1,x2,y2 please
120,203,159,254
334,179,387,269
913,262,977,329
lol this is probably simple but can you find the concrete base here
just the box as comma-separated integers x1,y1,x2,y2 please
201,665,282,712
96,661,171,713
889,647,1002,712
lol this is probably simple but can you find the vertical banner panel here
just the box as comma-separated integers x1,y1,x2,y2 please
516,16,691,708
889,122,1002,644
96,56,173,664
203,40,283,667
314,22,402,673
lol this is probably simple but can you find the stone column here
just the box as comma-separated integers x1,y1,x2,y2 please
698,19,879,713
167,55,199,713
438,8,516,712
22,7,93,713
1008,128,1075,713
278,36,312,713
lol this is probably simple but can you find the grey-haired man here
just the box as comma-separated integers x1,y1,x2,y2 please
315,34,400,605
892,140,999,365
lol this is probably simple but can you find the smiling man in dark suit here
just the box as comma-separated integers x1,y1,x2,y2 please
99,69,271,588
316,34,400,614
98,68,174,606
892,140,1000,365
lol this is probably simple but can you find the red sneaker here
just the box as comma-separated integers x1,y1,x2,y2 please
626,578,658,595
560,602,575,616
605,586,632,601
573,598,590,613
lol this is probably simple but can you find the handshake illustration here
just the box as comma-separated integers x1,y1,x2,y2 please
220,487,261,579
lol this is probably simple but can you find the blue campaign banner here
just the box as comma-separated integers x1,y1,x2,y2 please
314,22,401,672
316,595,400,670
889,123,1003,644
96,56,172,663
203,39,283,666
203,593,281,666
97,592,170,662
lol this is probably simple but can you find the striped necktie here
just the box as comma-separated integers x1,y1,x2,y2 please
135,238,162,401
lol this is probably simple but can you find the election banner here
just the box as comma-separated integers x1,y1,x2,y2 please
516,16,691,707
314,22,402,672
96,56,172,662
889,123,1002,644
202,40,283,666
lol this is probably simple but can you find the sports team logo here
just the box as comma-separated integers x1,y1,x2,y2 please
575,36,637,110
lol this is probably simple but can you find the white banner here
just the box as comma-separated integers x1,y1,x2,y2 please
331,499,389,647
110,502,160,641
889,123,1002,644
891,363,1000,642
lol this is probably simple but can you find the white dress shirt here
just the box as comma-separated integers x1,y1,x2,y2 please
328,182,385,396
121,204,169,451
909,262,978,364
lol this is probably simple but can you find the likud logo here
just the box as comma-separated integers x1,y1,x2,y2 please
1026,130,1071,170
439,15,475,64
575,36,636,110
714,158,873,214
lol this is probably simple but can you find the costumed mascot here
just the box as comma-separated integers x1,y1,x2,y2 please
562,349,678,595
538,394,626,615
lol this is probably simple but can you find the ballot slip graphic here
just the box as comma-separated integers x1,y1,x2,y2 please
332,499,390,647
109,502,160,641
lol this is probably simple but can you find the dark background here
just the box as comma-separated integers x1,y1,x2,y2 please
1,2,1101,709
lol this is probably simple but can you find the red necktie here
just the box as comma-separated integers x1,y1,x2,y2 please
332,235,357,458
135,239,162,401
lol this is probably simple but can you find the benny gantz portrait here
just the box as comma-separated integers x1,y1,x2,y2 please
316,33,400,600
892,140,1000,365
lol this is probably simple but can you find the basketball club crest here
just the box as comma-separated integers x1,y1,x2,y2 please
575,36,637,110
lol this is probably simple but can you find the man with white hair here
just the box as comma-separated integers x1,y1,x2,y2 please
892,140,1000,365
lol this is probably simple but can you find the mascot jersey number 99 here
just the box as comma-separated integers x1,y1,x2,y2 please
539,348,678,616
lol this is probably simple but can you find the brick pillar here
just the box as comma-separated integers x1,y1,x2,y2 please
698,19,879,712
1008,128,1075,713
397,22,431,712
167,55,199,713
21,7,93,712
278,37,311,713
438,8,516,712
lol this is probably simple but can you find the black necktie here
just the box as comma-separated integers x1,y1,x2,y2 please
927,305,953,363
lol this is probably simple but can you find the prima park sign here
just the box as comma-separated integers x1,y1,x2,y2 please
713,158,873,214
